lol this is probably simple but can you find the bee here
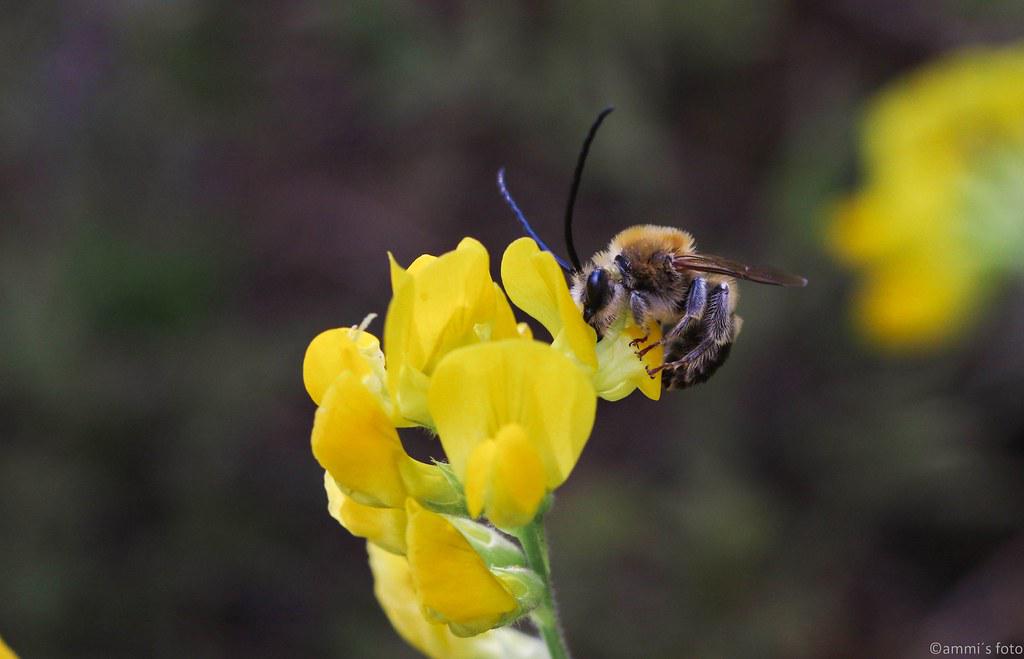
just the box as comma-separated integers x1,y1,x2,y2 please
498,108,806,389
570,224,806,389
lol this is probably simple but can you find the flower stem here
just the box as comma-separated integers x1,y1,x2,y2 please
516,515,571,659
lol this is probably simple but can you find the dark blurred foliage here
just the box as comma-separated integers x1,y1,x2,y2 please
3,2,1024,658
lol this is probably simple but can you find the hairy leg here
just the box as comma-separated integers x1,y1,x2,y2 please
626,290,653,346
650,283,735,387
635,277,708,356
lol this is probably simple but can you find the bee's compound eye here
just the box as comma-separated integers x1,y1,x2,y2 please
587,268,609,298
584,269,612,322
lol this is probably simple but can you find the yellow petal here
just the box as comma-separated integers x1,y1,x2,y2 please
854,254,983,349
501,237,598,368
393,362,433,428
385,239,522,426
486,283,521,343
302,328,383,406
367,544,547,659
388,252,438,293
0,635,17,659
311,371,412,508
465,424,547,529
629,320,663,400
429,339,596,489
594,316,663,401
325,473,408,555
387,238,493,373
405,500,517,636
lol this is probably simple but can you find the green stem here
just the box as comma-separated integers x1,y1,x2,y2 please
516,516,570,659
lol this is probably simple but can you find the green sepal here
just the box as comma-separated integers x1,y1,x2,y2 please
445,516,526,569
492,566,545,615
417,460,468,517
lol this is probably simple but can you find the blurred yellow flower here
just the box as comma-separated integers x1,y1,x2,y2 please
501,237,663,400
0,635,17,659
829,44,1024,348
429,340,596,529
368,544,548,659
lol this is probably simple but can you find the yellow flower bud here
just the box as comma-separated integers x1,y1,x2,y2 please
302,327,384,406
404,500,519,636
367,544,548,658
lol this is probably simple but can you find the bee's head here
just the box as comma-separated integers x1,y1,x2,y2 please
581,267,613,325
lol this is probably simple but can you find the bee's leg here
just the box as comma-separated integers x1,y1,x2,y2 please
636,277,707,357
626,291,653,347
648,282,733,379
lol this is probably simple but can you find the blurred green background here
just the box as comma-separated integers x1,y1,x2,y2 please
3,2,1024,658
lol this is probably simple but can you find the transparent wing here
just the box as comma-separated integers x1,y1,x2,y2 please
673,253,807,287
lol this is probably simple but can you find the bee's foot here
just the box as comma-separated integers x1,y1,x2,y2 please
645,364,665,378
628,333,650,349
635,341,662,359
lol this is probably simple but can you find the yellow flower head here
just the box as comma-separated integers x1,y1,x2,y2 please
501,237,662,400
829,44,1024,349
428,339,597,529
385,238,528,427
368,543,548,659
307,235,667,655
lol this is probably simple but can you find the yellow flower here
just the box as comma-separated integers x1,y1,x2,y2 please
306,236,665,655
311,370,458,510
829,44,1024,348
385,238,529,427
303,326,386,406
405,500,534,636
851,252,985,348
501,237,662,400
428,340,596,529
368,543,549,659
0,635,17,659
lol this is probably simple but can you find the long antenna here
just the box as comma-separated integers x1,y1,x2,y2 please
564,106,614,272
497,168,572,271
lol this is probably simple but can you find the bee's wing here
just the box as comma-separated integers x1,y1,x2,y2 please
673,253,807,287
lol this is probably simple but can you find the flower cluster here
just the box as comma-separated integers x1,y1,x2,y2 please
828,44,1024,349
302,237,662,657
